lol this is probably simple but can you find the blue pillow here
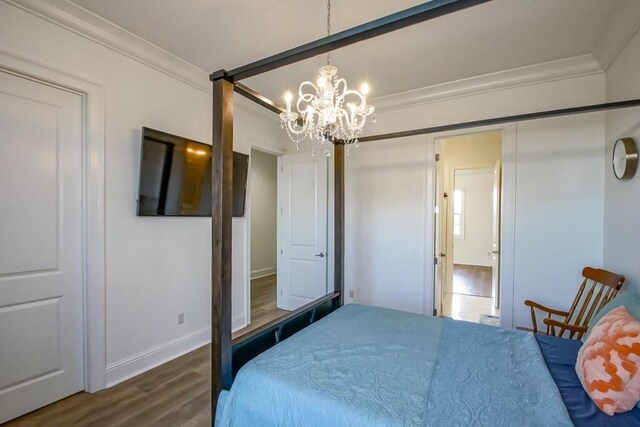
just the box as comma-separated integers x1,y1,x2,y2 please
581,286,640,343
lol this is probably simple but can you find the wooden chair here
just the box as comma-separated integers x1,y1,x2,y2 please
524,267,625,340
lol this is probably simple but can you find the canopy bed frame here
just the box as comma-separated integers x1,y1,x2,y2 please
209,0,640,415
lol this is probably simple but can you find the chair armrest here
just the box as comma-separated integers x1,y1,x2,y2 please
543,318,588,339
524,300,569,317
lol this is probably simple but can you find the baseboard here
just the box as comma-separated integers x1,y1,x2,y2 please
105,327,210,387
232,313,247,332
250,267,276,279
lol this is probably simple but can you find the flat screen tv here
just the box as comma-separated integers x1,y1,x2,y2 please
137,127,249,217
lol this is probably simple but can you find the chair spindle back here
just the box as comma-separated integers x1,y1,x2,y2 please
564,267,625,338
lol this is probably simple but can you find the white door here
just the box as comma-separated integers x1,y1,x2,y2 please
433,150,445,317
277,152,328,311
491,160,502,309
0,70,84,423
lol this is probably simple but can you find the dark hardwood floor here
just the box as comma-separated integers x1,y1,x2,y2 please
7,274,286,426
452,264,492,297
6,346,211,427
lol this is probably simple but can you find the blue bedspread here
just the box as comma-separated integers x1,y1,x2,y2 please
216,304,572,426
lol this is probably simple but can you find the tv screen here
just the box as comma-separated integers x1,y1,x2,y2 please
137,127,248,217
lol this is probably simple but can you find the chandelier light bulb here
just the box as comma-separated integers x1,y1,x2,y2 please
360,83,370,95
284,92,293,103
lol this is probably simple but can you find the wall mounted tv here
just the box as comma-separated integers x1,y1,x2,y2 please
137,127,249,217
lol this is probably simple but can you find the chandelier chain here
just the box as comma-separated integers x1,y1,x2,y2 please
326,0,331,65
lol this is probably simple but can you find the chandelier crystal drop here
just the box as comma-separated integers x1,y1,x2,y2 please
279,0,375,156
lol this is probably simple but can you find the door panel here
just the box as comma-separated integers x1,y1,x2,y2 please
289,161,319,246
277,153,328,311
0,298,61,390
0,92,59,275
290,259,319,298
0,71,84,423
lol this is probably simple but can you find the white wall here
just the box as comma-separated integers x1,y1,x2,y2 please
346,71,606,328
0,1,287,387
345,136,430,314
603,28,640,293
250,149,278,278
454,169,494,266
512,114,605,327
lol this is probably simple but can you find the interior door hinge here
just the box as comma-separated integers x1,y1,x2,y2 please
435,153,440,161
433,308,438,316
434,257,438,265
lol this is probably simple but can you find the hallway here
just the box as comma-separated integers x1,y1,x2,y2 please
443,264,498,323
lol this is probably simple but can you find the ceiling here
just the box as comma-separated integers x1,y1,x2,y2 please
71,0,621,101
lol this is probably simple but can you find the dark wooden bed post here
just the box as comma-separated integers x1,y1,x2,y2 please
334,143,345,305
211,77,234,410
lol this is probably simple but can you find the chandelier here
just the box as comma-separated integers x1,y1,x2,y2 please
279,0,375,156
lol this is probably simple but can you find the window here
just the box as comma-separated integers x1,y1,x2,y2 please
453,189,465,239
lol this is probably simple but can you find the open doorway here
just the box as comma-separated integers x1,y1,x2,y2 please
435,131,502,325
241,148,288,336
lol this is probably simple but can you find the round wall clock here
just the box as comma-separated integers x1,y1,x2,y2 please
612,137,638,180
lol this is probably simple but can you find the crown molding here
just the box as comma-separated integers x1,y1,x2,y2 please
4,0,211,93
371,54,603,113
592,0,640,71
2,0,287,125
4,1,611,116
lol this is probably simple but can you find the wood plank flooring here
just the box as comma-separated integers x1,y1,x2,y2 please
443,264,498,322
7,274,286,426
233,274,289,339
452,264,492,297
6,346,211,427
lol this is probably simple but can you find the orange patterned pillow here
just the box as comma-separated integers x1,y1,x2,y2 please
576,305,640,415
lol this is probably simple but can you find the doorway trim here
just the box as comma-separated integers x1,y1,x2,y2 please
245,142,285,330
0,49,107,391
426,124,516,328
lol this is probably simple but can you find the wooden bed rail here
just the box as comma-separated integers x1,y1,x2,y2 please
231,292,341,379
210,0,491,82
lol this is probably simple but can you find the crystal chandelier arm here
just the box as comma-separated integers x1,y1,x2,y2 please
298,81,319,98
334,78,347,96
337,89,366,107
336,105,367,135
286,119,307,135
296,81,319,115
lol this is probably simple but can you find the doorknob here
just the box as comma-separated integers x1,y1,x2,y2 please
315,252,325,258
491,250,500,255
439,252,446,257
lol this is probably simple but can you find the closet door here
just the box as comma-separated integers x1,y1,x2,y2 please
0,70,84,423
277,152,328,311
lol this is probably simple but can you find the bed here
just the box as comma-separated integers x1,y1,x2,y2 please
208,1,640,422
216,304,633,426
